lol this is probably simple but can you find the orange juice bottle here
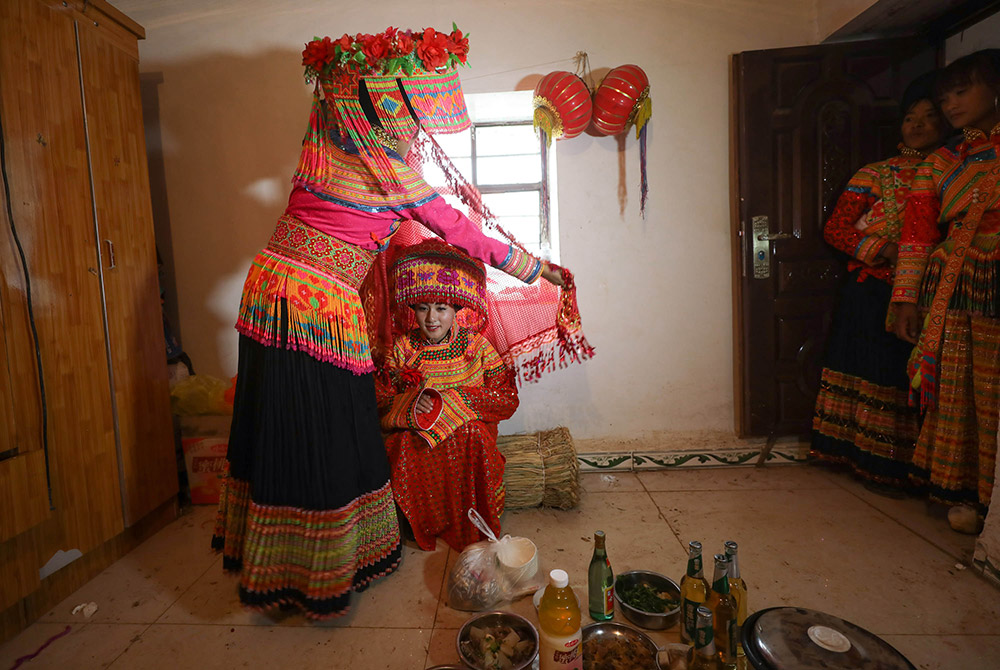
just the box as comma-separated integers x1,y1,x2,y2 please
538,569,583,670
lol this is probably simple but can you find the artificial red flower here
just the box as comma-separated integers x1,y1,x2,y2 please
302,36,337,70
336,33,353,53
448,28,469,64
416,27,450,70
396,32,415,57
361,32,391,66
399,367,424,389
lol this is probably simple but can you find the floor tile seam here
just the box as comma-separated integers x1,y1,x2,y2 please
103,621,153,669
645,491,686,550
831,484,969,562
149,550,224,626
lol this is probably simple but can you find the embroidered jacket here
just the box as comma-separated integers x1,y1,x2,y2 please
892,124,1000,305
377,327,519,447
823,154,923,284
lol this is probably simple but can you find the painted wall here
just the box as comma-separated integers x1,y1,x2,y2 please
816,0,878,40
116,0,821,447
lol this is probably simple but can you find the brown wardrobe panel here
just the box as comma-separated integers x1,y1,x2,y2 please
78,23,177,525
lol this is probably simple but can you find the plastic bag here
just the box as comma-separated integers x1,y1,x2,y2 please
447,509,545,611
169,375,234,415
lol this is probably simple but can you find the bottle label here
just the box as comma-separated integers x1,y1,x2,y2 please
603,583,614,617
682,598,699,642
539,630,583,670
725,617,738,660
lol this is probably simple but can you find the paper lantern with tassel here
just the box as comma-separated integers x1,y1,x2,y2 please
591,64,651,137
532,71,592,146
591,64,652,215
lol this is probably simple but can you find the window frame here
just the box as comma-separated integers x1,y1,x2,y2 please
466,119,551,256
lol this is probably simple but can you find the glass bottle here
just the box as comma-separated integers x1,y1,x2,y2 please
588,530,614,621
679,540,710,644
688,605,722,670
724,541,747,661
705,553,738,669
538,569,584,670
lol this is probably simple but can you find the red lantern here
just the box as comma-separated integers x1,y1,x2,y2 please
533,71,592,145
591,64,651,137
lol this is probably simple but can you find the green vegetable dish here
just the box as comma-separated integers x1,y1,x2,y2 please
617,581,680,614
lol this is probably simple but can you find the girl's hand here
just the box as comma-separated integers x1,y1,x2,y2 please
541,263,565,287
878,242,899,266
415,392,435,414
893,303,920,344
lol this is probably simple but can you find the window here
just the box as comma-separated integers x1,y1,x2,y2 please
420,91,558,261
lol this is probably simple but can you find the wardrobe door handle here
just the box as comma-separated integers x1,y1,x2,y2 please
105,239,116,269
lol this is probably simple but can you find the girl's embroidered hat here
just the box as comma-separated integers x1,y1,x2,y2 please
391,239,488,331
301,25,472,193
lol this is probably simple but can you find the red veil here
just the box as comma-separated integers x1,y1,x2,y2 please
362,128,594,384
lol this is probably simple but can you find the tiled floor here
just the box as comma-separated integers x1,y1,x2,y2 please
3,463,999,669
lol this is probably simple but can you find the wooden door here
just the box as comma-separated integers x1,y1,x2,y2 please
732,39,937,438
77,14,177,526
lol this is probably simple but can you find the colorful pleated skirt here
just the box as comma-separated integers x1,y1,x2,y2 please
811,269,920,489
212,217,401,618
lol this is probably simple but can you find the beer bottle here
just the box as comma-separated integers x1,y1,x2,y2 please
587,530,614,621
724,541,747,660
705,553,738,669
679,540,710,644
688,605,722,670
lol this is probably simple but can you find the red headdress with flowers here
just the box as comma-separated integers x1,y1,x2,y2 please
299,24,472,194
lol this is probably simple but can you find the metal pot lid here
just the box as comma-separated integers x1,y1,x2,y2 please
741,607,916,670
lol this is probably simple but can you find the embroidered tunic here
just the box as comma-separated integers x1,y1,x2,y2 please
823,154,923,284
377,326,518,551
235,139,542,375
893,124,1000,312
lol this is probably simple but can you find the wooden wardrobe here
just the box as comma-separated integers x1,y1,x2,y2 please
0,0,177,640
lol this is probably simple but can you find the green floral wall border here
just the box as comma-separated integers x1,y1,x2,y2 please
577,448,808,472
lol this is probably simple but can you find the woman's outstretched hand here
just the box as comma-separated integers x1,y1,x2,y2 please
893,303,920,344
541,263,565,287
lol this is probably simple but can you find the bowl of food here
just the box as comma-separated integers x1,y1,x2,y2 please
456,611,539,670
582,622,661,670
613,570,681,630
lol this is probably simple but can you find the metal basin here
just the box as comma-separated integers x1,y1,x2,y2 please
614,570,681,630
456,610,539,670
582,622,661,670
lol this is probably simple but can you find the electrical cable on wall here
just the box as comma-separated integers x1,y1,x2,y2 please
0,86,54,510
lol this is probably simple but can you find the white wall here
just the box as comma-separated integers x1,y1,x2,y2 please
945,10,1000,62
816,0,877,40
117,0,820,447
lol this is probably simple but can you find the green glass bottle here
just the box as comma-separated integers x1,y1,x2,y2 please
705,553,738,669
588,530,614,620
688,606,721,670
680,540,710,644
724,541,748,662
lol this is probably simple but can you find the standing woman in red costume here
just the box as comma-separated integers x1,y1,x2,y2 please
892,50,1000,531
812,73,949,494
211,26,562,619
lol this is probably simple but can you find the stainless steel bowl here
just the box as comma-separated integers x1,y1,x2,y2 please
456,610,539,670
613,570,681,630
582,622,661,670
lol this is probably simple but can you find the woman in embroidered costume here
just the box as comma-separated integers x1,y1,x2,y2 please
811,74,949,493
891,50,1000,529
211,26,563,619
376,240,517,551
